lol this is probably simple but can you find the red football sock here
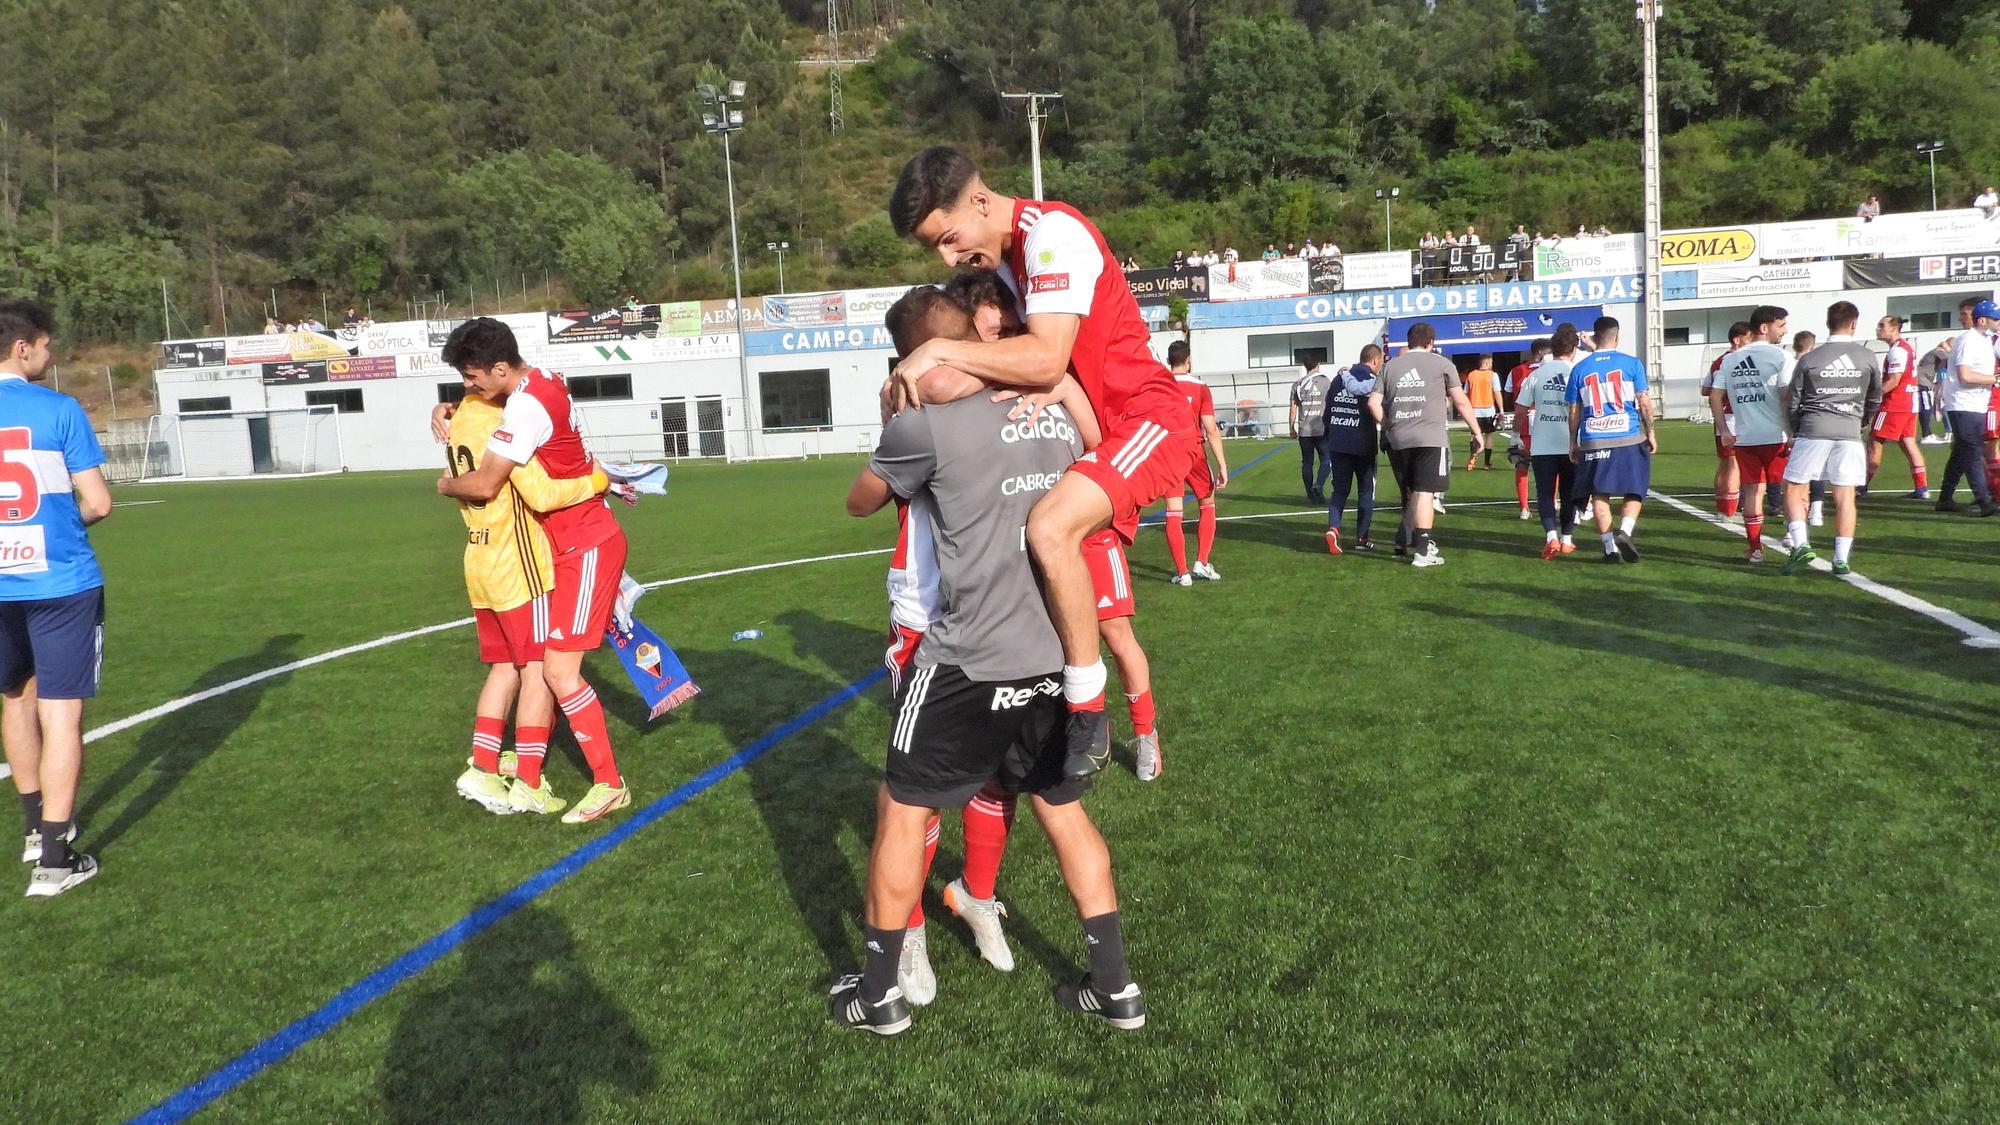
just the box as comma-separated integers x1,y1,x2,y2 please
907,815,941,928
1987,460,2000,497
1196,501,1217,563
1164,511,1188,574
1514,471,1529,509
1720,491,1739,517
960,788,1016,900
557,685,621,787
1913,464,1928,490
1745,515,1763,550
514,725,550,788
1125,689,1156,736
470,715,505,773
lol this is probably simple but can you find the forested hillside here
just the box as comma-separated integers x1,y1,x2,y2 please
1,0,1995,347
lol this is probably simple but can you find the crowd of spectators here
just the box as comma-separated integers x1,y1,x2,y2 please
1164,239,1345,272
261,306,374,335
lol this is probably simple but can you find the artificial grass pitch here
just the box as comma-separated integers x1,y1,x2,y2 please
3,424,1997,1123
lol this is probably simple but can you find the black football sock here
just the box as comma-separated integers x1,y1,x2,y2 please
1081,911,1132,992
20,790,40,837
859,923,906,1003
39,818,72,869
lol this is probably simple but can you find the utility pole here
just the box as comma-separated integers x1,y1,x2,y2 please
700,80,757,457
1916,141,1944,211
1002,92,1062,199
1638,0,1664,382
827,0,842,133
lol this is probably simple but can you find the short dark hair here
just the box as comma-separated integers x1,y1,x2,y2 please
1592,315,1619,340
1960,297,1981,312
1881,314,1903,331
1750,305,1788,331
0,299,54,358
1407,322,1435,349
1826,300,1859,332
1550,323,1580,355
884,286,974,356
1793,330,1816,351
1359,343,1383,363
1530,338,1552,356
1166,340,1190,367
439,317,523,371
1728,321,1753,342
889,147,979,239
941,267,1010,314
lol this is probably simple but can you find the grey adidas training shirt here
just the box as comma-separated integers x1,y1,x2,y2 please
1788,336,1883,442
1375,349,1463,450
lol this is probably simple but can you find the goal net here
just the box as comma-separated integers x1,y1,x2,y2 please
140,406,344,481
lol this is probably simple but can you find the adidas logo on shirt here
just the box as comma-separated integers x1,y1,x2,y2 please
1097,595,1114,609
1395,371,1424,389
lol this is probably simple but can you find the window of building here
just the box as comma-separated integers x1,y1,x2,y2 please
1889,292,1983,333
1665,306,1754,348
1248,331,1333,369
178,396,231,413
305,388,364,414
437,382,468,405
569,373,633,401
761,369,832,429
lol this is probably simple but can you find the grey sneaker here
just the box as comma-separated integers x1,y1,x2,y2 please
897,923,937,1007
943,877,1016,971
22,822,77,864
1411,541,1445,568
1133,732,1163,782
26,853,98,898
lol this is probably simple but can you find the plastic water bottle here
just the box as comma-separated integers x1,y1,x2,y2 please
731,629,764,642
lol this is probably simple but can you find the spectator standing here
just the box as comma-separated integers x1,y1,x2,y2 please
1462,225,1479,246
1507,225,1530,251
1975,186,1999,218
1171,250,1187,270
1936,298,2000,515
1290,357,1333,503
1856,195,1882,222
1321,239,1341,256
1260,244,1279,262
1420,232,1440,250
343,306,362,327
1298,240,1318,260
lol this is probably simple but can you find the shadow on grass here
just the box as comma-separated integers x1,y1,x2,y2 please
80,633,302,854
379,905,655,1123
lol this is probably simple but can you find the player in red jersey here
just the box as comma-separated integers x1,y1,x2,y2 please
1161,339,1229,586
1504,339,1550,519
434,318,633,824
1703,322,1751,517
1867,314,1928,499
886,147,1197,779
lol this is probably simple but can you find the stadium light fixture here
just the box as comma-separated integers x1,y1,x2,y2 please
1915,141,1945,212
1375,188,1400,252
699,79,756,456
766,240,790,293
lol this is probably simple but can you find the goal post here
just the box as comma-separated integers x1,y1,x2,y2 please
139,406,344,482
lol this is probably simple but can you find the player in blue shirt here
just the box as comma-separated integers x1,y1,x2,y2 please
1565,315,1656,563
0,300,113,897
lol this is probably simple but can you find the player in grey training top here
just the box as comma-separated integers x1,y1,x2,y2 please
1290,358,1332,503
1777,300,1882,576
834,287,1144,1037
1368,321,1485,566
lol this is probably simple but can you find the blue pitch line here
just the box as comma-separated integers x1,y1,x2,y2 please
1136,442,1286,527
130,665,889,1125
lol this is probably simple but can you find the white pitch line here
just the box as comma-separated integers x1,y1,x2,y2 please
82,547,896,746
1649,490,2000,650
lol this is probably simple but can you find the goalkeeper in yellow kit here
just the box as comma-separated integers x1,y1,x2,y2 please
445,391,608,816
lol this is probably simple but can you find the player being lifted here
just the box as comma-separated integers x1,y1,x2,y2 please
443,376,610,817
886,147,1198,779
1162,339,1227,586
434,319,633,824
1713,306,1794,562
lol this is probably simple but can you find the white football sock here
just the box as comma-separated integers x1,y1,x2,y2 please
1787,520,1809,549
1600,531,1617,553
1545,529,1558,543
1834,536,1853,564
1619,515,1637,536
1062,661,1107,705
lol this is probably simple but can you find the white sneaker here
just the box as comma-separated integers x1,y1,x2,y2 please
1411,541,1445,568
1133,732,1162,781
943,877,1016,971
26,853,98,898
1191,561,1221,581
1432,498,1447,514
1170,572,1192,587
897,922,937,1006
1518,507,1532,520
22,822,77,864
1921,435,1948,446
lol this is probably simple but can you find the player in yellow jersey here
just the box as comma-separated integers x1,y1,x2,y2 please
445,392,608,816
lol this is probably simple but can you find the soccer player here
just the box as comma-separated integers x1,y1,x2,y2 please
1289,357,1332,503
1368,322,1485,567
1505,340,1551,519
1936,299,1999,516
0,300,111,897
1321,343,1382,555
886,147,1199,778
1779,301,1883,575
1701,322,1751,517
1161,340,1227,585
435,319,634,823
444,385,610,817
837,288,1142,1036
1866,315,1926,499
1714,306,1796,562
1566,315,1655,564
1515,323,1580,558
1463,353,1503,471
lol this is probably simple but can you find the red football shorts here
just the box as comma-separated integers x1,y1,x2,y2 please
1871,412,1917,442
1733,442,1790,487
1183,452,1215,500
884,623,924,693
1071,412,1200,543
547,530,627,652
475,597,548,666
1083,529,1135,621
